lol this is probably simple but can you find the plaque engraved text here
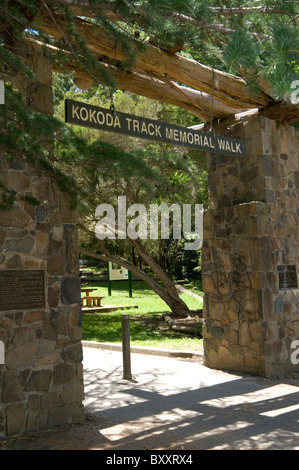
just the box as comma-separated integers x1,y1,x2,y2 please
0,270,45,311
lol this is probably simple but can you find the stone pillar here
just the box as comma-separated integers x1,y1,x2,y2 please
0,45,85,436
202,116,299,378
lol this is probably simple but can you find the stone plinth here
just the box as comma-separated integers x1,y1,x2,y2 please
0,155,85,436
202,116,299,378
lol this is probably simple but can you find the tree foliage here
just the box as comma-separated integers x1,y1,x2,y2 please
53,78,207,279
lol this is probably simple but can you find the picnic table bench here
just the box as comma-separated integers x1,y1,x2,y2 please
81,288,104,308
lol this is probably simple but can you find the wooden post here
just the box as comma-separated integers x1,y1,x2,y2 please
121,314,132,380
107,262,112,296
128,269,132,298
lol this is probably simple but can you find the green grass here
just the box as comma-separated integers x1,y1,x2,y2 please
81,280,203,352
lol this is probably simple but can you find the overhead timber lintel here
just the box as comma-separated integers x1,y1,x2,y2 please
37,11,272,110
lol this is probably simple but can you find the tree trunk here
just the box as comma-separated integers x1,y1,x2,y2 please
80,247,191,317
78,222,191,317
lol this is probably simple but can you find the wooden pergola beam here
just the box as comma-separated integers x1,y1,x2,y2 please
56,60,249,120
37,12,271,110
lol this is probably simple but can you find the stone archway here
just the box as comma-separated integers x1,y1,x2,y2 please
202,115,299,378
0,8,298,437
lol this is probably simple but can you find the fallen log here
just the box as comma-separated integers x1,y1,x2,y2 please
162,313,202,337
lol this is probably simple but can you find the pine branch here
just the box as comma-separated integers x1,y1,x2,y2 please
45,0,92,7
211,6,297,16
170,13,270,41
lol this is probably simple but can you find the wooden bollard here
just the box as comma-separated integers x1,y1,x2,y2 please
121,314,132,380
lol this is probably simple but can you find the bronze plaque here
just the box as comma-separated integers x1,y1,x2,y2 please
278,265,298,289
0,270,45,311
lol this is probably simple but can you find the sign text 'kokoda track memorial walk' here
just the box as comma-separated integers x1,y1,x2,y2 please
65,99,246,157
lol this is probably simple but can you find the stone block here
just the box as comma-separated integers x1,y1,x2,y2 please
24,368,52,392
240,166,258,183
1,371,25,403
262,289,274,320
68,404,85,425
244,355,261,371
0,204,30,229
259,236,273,271
22,256,46,269
47,253,65,275
64,224,79,275
70,305,82,327
8,159,25,170
42,311,58,340
61,381,85,404
48,284,60,308
12,327,35,346
249,321,264,343
7,172,31,193
52,225,64,241
27,83,53,116
36,232,49,257
47,405,68,427
27,393,41,409
23,310,43,324
24,200,36,219
52,362,75,386
36,205,46,223
61,277,81,304
25,409,47,432
61,343,83,363
202,276,215,293
35,351,60,367
209,302,225,321
6,343,38,370
69,326,83,341
41,391,62,410
5,404,25,435
36,338,56,358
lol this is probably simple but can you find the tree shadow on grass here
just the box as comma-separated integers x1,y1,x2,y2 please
82,312,198,344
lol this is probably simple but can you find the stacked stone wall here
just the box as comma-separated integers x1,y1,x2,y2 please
202,116,299,377
0,156,85,436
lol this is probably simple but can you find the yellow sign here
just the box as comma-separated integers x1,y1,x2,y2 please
108,262,129,281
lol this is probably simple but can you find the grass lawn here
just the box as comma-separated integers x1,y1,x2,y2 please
81,280,203,352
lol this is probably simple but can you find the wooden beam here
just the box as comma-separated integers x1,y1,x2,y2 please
190,108,260,131
259,102,299,124
37,12,271,109
25,36,250,120
190,102,299,130
53,58,247,120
